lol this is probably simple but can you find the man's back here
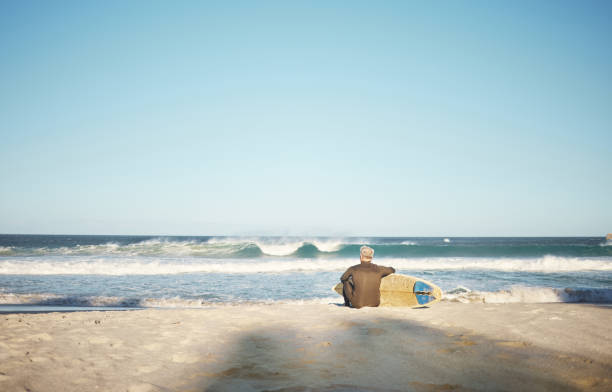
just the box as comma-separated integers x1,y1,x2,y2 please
341,262,395,308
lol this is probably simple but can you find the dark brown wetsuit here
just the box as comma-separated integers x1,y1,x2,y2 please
340,263,395,308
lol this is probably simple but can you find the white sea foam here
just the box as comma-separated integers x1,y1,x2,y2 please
3,288,610,307
443,286,612,304
400,241,418,246
255,241,306,256
0,257,353,275
310,240,344,252
253,239,344,255
388,255,612,272
1,255,611,275
22,240,197,257
0,246,13,255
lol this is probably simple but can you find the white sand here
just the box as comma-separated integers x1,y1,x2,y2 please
1,303,611,391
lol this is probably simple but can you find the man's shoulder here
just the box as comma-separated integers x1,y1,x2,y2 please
370,263,394,271
343,264,359,273
353,263,377,270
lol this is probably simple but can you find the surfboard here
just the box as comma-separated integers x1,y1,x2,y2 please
332,274,443,307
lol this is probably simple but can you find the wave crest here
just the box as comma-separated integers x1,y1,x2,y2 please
207,238,346,256
0,238,351,258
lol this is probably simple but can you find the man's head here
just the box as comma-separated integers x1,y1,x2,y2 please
360,245,374,263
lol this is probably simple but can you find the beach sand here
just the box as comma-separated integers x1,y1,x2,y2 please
1,303,610,391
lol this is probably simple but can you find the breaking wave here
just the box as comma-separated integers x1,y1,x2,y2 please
0,238,351,258
207,237,345,256
2,237,611,258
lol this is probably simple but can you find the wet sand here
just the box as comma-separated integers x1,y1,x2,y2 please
0,303,610,391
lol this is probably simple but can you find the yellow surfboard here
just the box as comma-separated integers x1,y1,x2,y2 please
332,274,443,307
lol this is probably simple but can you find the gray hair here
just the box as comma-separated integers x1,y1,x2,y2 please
360,245,374,262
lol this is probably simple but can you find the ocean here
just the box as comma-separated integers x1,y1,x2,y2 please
1,235,611,311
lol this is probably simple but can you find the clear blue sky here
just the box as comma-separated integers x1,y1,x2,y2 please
1,1,611,236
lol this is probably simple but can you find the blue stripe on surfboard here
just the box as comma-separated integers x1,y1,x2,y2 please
414,281,436,305
414,281,432,293
416,295,437,305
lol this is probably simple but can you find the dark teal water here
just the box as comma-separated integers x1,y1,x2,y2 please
1,235,611,258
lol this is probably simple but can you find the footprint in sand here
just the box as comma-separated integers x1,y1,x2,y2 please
70,358,85,366
127,383,161,392
526,308,545,314
108,340,123,348
71,377,90,385
9,338,26,343
573,377,609,388
171,352,201,364
143,343,164,351
437,348,457,354
27,333,53,342
340,321,364,329
495,353,516,360
136,365,158,374
454,340,476,346
366,328,386,336
87,336,110,345
496,341,530,348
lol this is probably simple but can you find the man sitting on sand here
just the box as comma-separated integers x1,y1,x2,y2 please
341,246,395,308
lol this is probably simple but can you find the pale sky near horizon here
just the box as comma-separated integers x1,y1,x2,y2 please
1,1,611,237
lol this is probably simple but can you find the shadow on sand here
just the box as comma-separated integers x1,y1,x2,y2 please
177,313,611,392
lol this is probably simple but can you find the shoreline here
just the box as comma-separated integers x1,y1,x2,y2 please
2,297,612,314
1,303,610,391
0,305,145,314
